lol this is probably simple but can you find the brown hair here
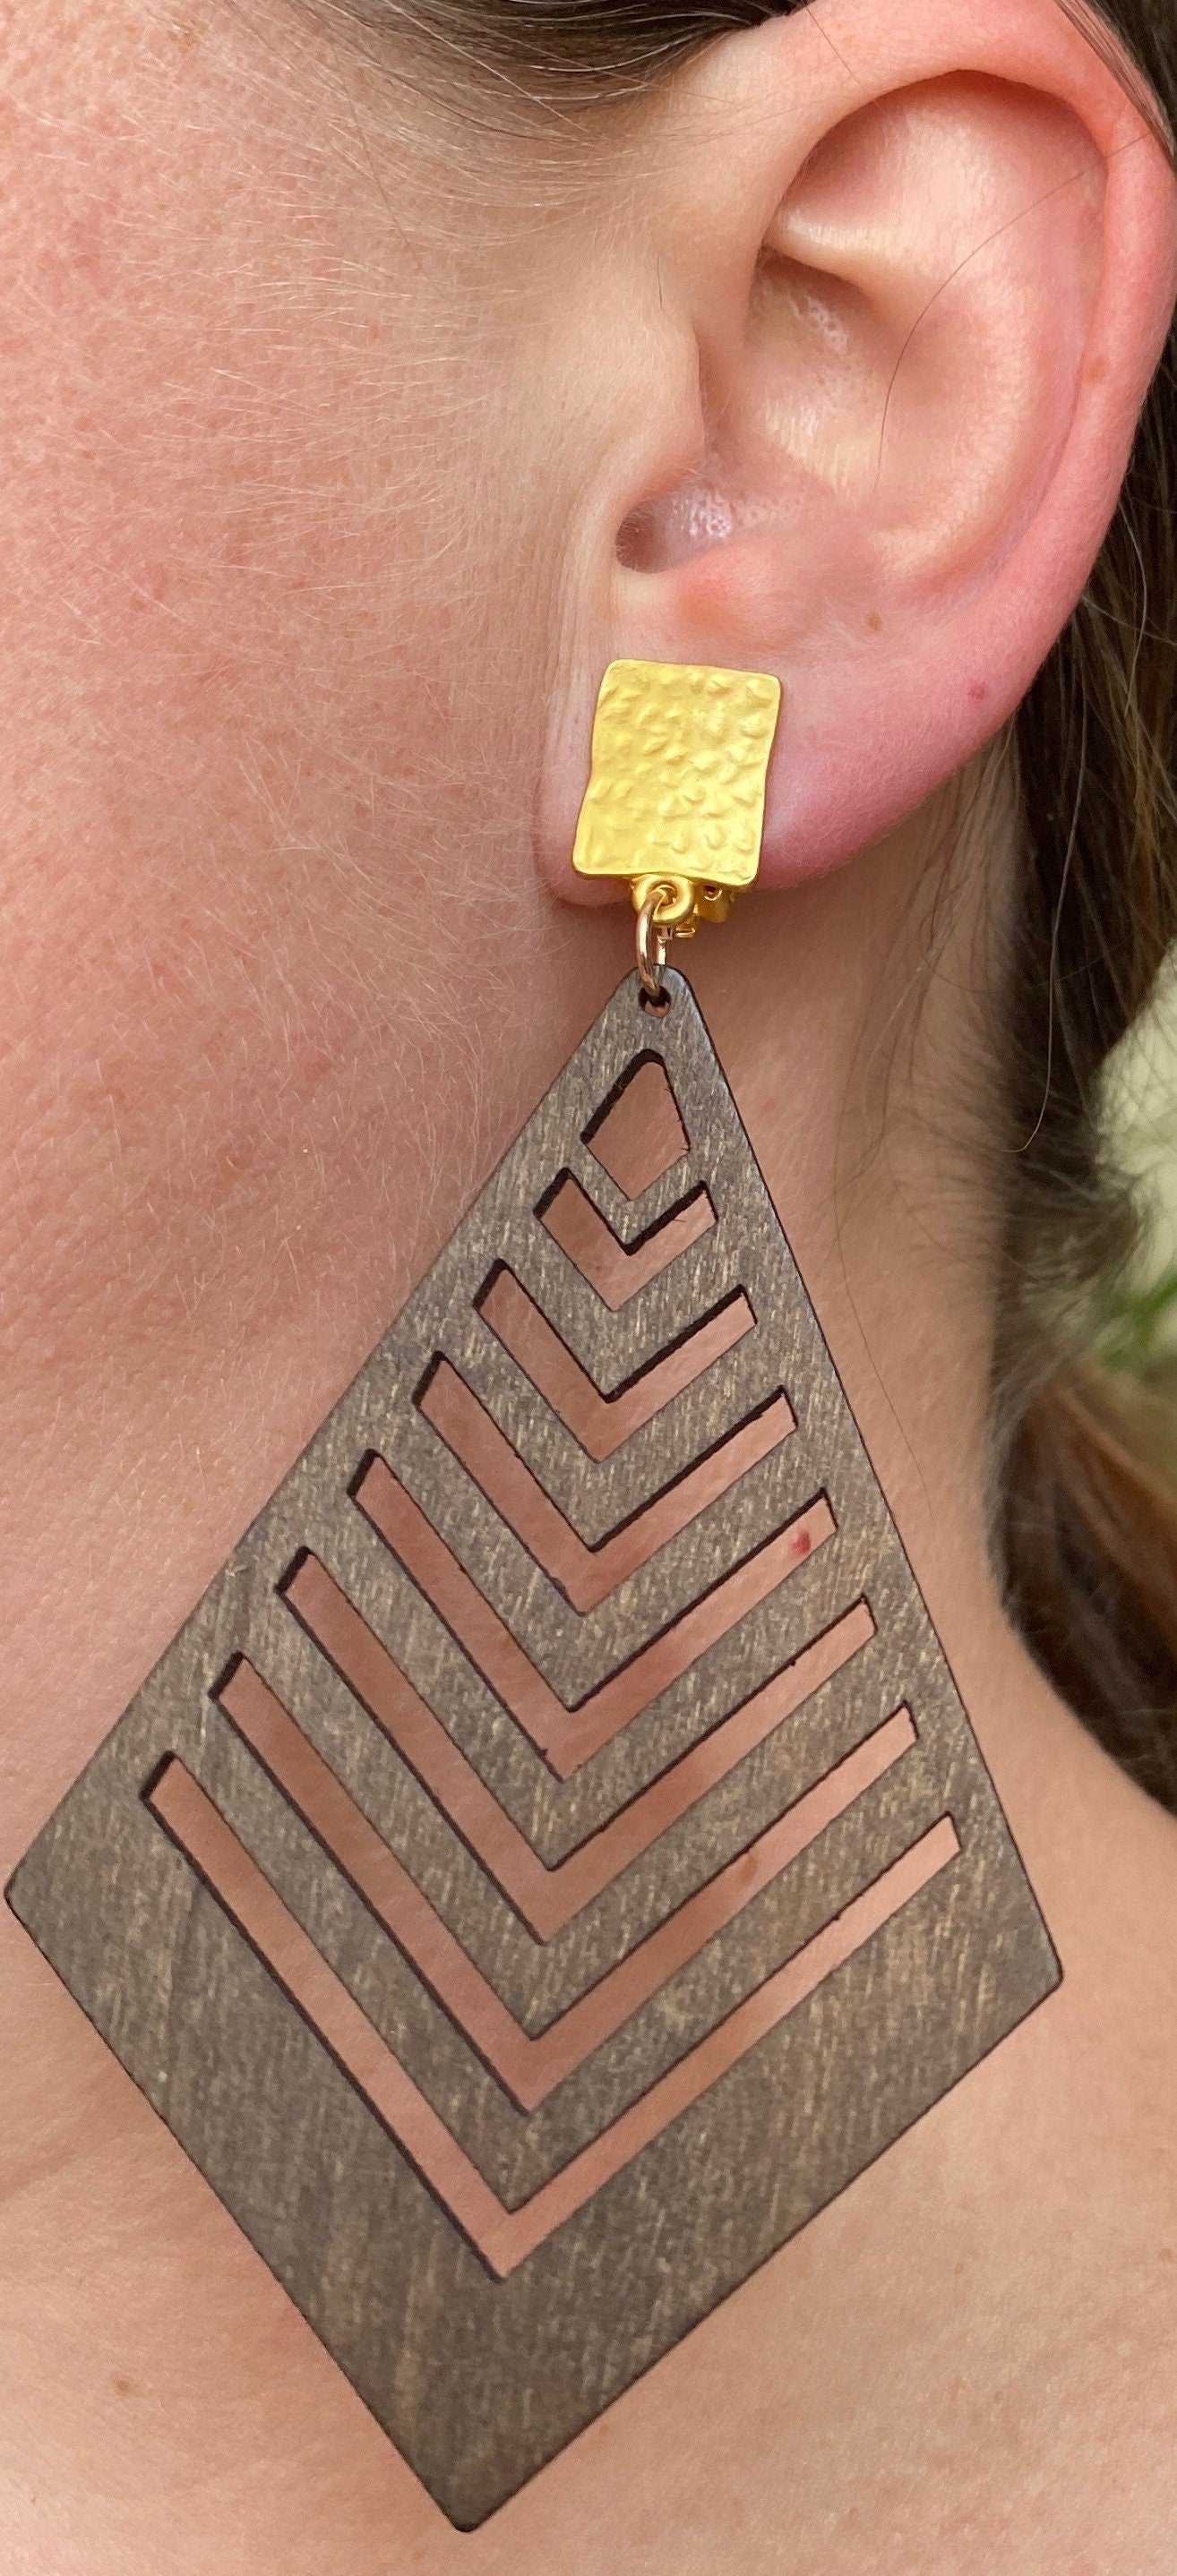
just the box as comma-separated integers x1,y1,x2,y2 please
342,0,1177,1803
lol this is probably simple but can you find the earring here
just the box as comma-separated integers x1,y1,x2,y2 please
7,661,1058,2532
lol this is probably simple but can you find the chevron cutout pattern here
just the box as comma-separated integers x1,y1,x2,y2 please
7,970,1060,2529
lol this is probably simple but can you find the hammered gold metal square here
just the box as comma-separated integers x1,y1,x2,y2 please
571,660,782,893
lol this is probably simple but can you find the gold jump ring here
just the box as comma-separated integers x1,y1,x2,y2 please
635,881,681,1001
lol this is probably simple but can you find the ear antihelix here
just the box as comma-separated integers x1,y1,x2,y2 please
5,656,1060,2529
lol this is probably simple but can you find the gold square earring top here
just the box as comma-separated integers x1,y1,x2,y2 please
571,658,782,930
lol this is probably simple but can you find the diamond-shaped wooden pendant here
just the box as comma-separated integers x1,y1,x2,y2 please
6,970,1059,2529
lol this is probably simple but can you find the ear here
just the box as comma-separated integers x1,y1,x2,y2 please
539,0,1177,893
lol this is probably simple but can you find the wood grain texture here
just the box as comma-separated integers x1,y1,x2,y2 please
6,969,1061,2529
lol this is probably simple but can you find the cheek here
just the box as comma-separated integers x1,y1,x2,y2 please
0,1,566,889
1,65,457,884
0,4,569,1365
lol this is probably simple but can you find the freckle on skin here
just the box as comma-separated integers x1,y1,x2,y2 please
1087,353,1111,385
112,2374,133,2396
866,611,882,634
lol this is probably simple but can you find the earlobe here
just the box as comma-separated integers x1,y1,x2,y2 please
542,0,1177,896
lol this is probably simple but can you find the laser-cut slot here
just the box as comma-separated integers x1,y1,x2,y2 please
582,1055,688,1197
279,1559,876,1938
538,1174,715,1309
211,1656,918,2111
414,1365,796,1613
350,1465,836,1771
477,1267,754,1459
146,1755,959,2280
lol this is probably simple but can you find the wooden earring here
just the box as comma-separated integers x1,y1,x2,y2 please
6,662,1058,2530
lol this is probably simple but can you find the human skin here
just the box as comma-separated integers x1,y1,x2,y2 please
1,1,1176,2568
